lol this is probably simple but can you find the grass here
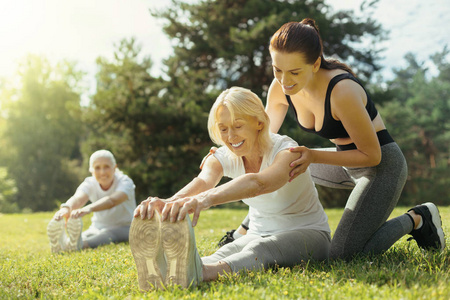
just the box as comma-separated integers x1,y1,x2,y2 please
1,206,449,299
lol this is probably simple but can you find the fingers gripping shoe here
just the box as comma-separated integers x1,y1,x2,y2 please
47,219,67,253
161,216,203,288
66,217,83,251
129,213,166,290
408,202,446,250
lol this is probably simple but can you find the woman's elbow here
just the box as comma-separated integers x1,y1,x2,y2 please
367,149,382,166
248,174,282,196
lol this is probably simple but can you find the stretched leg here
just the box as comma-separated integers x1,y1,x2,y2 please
218,229,330,274
82,225,130,249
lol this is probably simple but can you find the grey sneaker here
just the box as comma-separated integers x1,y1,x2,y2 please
66,217,83,251
408,202,445,250
47,219,67,253
161,215,203,288
129,213,166,290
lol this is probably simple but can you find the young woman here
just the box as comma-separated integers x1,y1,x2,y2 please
47,150,136,252
223,18,445,259
129,87,330,290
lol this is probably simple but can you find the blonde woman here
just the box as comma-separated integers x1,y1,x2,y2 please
47,150,136,252
129,87,330,290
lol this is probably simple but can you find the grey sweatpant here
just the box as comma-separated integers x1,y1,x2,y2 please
240,142,410,260
203,229,330,272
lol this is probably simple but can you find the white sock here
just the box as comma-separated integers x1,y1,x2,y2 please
416,217,423,230
233,231,243,239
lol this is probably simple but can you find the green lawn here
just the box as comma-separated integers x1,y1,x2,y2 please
1,207,449,299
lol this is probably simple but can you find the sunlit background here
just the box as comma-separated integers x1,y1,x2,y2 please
1,0,449,102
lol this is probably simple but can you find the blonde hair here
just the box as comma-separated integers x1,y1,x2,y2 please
89,150,117,173
208,87,273,157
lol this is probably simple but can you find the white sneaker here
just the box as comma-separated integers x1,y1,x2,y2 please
129,212,166,290
47,219,67,253
161,215,203,288
66,217,83,251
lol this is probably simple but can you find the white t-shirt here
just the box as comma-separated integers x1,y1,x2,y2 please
213,133,330,235
77,171,136,229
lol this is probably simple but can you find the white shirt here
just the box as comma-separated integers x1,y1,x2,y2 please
213,133,330,235
77,171,136,229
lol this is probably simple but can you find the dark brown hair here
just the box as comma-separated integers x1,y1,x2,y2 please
270,18,355,76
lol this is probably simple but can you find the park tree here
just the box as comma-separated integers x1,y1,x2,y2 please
379,50,450,205
0,55,84,211
85,38,212,201
153,0,384,95
151,0,385,206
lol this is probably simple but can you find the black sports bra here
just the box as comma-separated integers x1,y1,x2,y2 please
285,73,378,139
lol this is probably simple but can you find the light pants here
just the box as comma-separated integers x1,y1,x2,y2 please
82,225,130,248
203,229,331,272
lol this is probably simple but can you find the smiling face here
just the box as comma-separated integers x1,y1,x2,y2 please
91,157,116,190
270,50,320,95
217,105,263,159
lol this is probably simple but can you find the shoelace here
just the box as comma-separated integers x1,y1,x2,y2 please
218,230,235,246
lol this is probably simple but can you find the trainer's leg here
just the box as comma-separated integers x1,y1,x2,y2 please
330,143,408,259
362,214,413,254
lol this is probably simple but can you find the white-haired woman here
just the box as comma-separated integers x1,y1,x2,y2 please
129,87,330,290
47,150,136,252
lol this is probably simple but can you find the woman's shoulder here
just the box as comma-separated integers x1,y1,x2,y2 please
114,171,134,184
270,133,298,151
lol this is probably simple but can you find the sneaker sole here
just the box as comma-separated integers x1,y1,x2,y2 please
129,215,164,290
66,218,83,251
161,217,192,288
47,219,65,253
423,202,446,250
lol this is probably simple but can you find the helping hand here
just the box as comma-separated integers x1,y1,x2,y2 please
288,146,313,181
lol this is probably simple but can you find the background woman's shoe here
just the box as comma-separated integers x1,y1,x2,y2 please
66,217,83,251
408,202,445,250
47,219,67,253
129,213,166,290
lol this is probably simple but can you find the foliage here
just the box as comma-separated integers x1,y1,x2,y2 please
1,207,450,299
83,38,212,201
149,0,385,205
0,167,18,213
0,1,447,210
0,56,84,211
379,49,450,205
154,0,384,96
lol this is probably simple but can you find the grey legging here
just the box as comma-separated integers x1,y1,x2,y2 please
241,142,410,260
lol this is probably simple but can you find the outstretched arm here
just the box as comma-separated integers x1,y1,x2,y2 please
53,191,89,221
135,153,224,219
164,149,297,226
71,191,129,218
